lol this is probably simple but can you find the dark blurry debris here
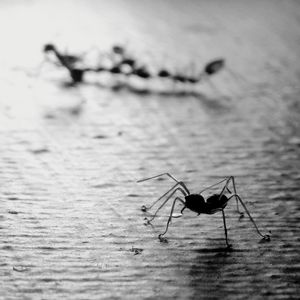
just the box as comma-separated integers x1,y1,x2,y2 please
127,193,139,198
158,69,171,78
44,113,56,119
112,45,125,55
42,43,225,87
70,68,85,83
7,197,19,201
30,148,49,154
69,104,83,116
13,266,28,272
130,247,143,255
120,58,136,68
43,43,89,84
93,134,108,139
92,183,115,189
138,173,270,248
8,210,18,215
133,66,152,79
204,59,225,75
43,43,82,68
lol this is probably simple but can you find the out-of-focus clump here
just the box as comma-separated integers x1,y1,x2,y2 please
43,43,225,87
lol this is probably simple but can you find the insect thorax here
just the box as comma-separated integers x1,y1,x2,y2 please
185,194,206,214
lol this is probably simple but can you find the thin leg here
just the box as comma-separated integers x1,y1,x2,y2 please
221,176,243,217
228,194,270,240
198,177,229,194
146,187,186,223
158,197,185,242
141,182,185,212
222,209,231,248
137,173,190,194
230,176,242,215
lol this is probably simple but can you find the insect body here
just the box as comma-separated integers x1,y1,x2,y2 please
184,193,229,215
138,173,270,248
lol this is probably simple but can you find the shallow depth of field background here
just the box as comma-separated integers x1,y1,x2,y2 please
0,0,299,299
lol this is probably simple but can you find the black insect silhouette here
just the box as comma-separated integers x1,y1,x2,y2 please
138,173,270,248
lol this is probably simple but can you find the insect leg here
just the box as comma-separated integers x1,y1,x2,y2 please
137,173,190,194
223,176,244,217
146,187,186,223
222,209,231,248
158,197,185,242
228,194,270,241
198,177,229,194
141,182,183,212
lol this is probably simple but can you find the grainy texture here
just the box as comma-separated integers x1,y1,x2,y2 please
0,0,300,299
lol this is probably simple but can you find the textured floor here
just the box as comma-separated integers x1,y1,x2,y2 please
0,0,300,299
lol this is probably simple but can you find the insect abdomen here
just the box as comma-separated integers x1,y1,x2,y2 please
205,194,229,213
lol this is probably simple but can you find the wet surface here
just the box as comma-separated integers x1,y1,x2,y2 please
0,0,300,299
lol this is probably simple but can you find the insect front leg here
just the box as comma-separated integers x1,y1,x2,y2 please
140,182,184,212
158,197,185,243
145,187,186,224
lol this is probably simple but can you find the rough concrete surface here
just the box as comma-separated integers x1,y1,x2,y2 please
0,0,299,299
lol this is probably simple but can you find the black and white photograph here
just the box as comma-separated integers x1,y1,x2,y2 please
0,0,299,299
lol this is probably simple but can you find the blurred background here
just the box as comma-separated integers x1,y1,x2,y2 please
0,0,299,299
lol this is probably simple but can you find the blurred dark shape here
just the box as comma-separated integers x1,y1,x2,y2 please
173,74,189,83
42,43,225,88
158,69,170,78
133,66,151,79
120,58,136,68
110,66,122,74
44,43,56,52
43,43,82,69
130,247,143,255
93,135,108,139
30,148,49,154
204,59,225,75
70,68,85,83
112,45,125,55
186,76,198,84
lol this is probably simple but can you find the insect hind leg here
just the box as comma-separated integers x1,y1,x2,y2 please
222,209,232,248
228,194,270,241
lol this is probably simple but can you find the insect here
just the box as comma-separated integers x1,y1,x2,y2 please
137,173,270,248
